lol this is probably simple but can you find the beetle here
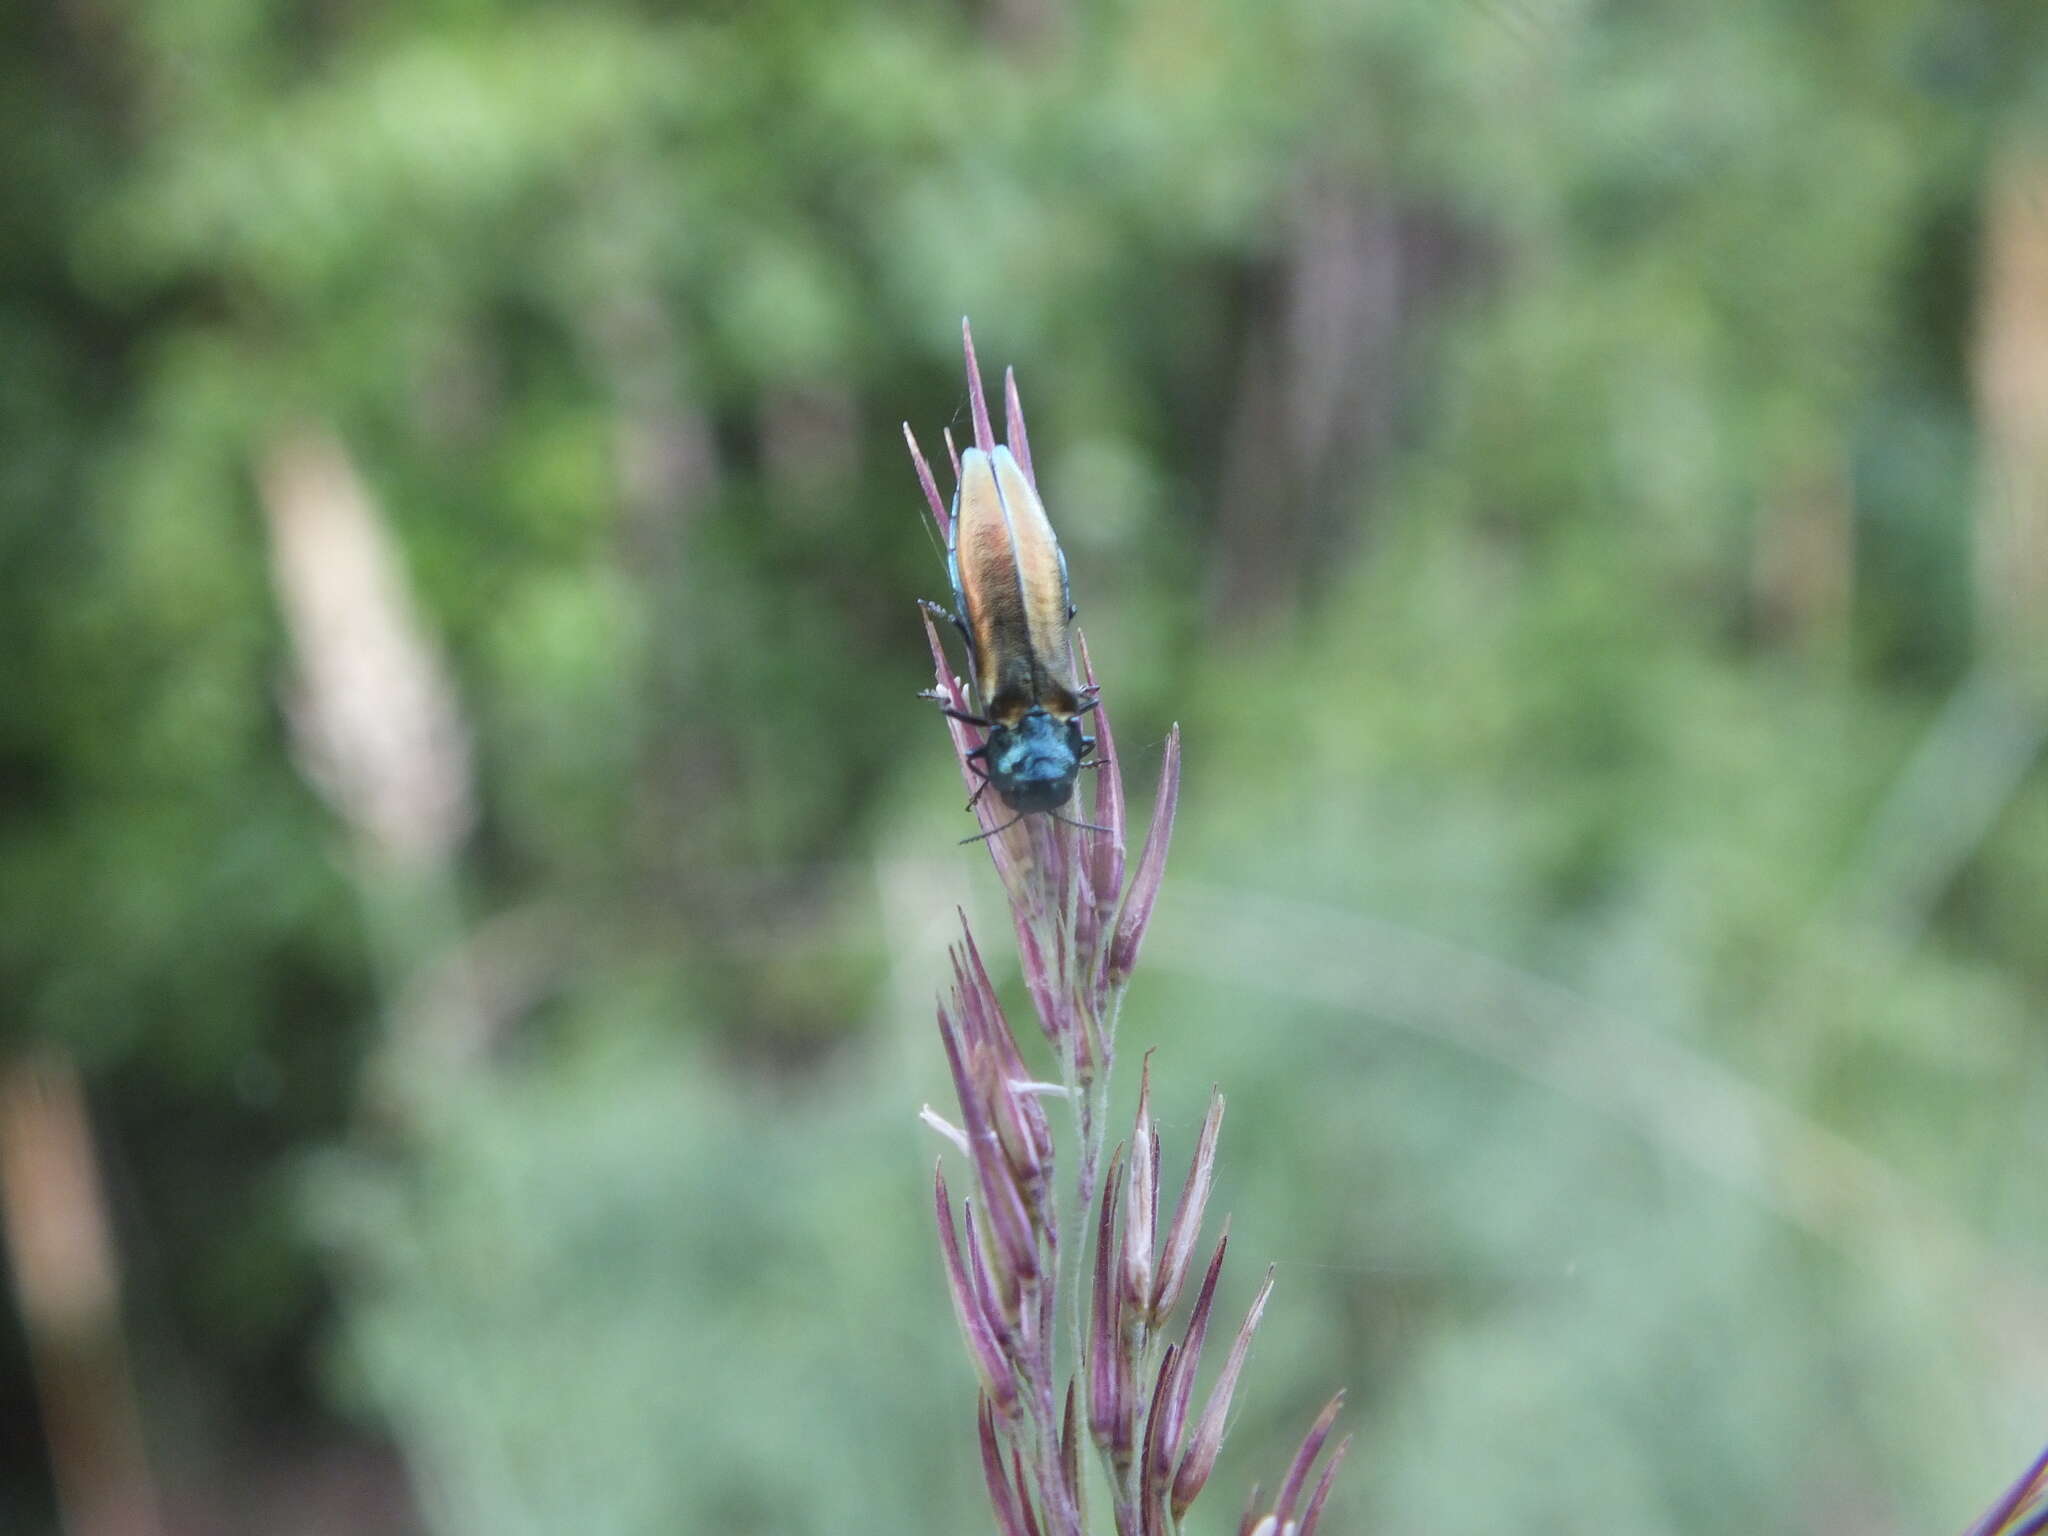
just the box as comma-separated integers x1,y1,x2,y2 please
932,444,1100,832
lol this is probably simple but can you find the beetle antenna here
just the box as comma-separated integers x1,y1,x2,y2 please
1051,811,1114,834
959,811,1026,845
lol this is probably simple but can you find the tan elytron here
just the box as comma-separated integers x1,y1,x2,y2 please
950,445,1082,726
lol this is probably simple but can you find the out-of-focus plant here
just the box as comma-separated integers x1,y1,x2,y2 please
910,325,1347,1535
1966,1444,2048,1536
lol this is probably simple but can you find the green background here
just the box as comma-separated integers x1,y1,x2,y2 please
4,0,2048,1531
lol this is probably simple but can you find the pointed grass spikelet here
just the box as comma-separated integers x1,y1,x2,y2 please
1087,1142,1136,1472
912,322,1345,1535
980,1395,1041,1536
1228,1396,1351,1536
1152,1088,1224,1324
1171,1266,1277,1520
1122,1056,1158,1315
936,1167,1020,1419
1966,1443,2048,1536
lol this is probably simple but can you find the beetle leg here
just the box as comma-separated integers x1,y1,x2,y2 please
963,774,996,814
942,706,991,728
917,596,973,647
1073,695,1101,720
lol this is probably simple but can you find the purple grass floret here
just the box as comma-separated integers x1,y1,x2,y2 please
1297,1435,1354,1536
1230,1398,1349,1536
962,1203,1013,1350
1138,1341,1181,1529
1968,1443,2048,1536
905,421,952,544
1004,364,1036,487
1153,1089,1224,1323
964,319,999,456
1271,1392,1347,1530
1123,1056,1158,1315
981,1396,1036,1536
1108,729,1180,988
1172,1267,1276,1521
937,1168,1019,1417
912,321,1347,1535
1077,633,1126,903
1158,1231,1228,1467
1088,1143,1134,1469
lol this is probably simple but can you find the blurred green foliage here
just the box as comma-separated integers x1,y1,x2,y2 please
5,0,2048,1532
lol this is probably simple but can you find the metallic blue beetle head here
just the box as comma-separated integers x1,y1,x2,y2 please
985,709,1084,814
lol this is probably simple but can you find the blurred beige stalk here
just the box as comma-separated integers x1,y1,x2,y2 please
1975,147,2048,666
257,426,475,872
1210,174,1429,631
258,425,490,1096
0,1054,167,1536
